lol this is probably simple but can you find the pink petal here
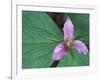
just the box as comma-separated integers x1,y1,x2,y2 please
52,42,68,61
63,17,74,40
73,40,88,55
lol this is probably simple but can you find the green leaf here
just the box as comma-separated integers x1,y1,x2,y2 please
22,11,63,68
64,13,89,45
58,49,89,67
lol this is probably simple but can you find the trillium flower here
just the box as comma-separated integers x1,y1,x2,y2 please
52,17,89,61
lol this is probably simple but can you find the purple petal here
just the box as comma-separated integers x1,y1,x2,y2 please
63,17,74,40
73,40,88,55
52,42,68,61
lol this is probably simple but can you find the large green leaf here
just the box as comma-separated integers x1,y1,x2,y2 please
22,11,63,68
58,49,89,67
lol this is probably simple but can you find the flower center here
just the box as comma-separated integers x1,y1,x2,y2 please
64,40,73,48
